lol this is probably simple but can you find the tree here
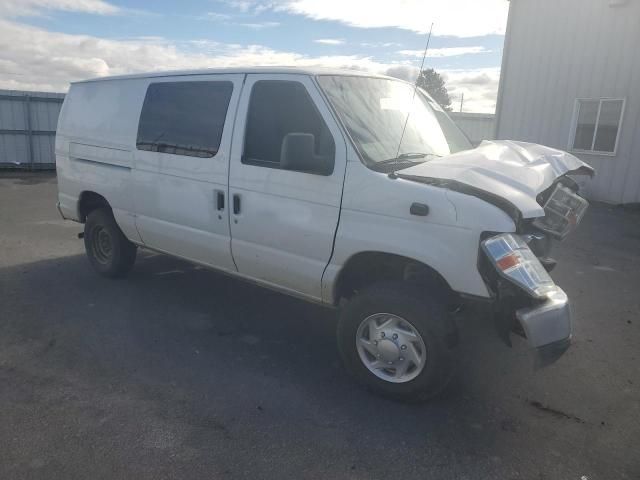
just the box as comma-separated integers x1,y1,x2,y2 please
416,68,452,112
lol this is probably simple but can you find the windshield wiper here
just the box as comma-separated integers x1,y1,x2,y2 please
376,152,440,166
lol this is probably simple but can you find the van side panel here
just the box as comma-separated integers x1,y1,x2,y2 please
57,79,144,148
56,79,148,242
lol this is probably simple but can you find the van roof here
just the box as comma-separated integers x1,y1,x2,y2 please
74,66,397,84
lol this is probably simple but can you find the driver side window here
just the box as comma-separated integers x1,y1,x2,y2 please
242,80,335,175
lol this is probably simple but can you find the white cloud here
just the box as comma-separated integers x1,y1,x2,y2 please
223,0,508,37
221,0,508,36
196,12,280,27
236,21,280,28
360,42,403,48
399,46,490,58
274,0,508,37
223,0,254,13
440,68,501,113
221,0,273,15
0,19,380,90
0,19,499,112
0,0,120,17
199,12,233,21
314,38,345,45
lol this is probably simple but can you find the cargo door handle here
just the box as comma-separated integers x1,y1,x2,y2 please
216,190,225,211
233,194,241,215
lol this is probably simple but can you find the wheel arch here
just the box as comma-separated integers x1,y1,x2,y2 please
77,191,111,223
332,251,456,306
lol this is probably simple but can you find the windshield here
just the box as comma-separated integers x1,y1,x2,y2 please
317,75,472,166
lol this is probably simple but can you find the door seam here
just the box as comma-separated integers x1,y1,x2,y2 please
226,73,248,272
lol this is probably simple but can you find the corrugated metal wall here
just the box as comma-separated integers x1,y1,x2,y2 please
0,90,65,169
495,0,640,204
450,112,495,145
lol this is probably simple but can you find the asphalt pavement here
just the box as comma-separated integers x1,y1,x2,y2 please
1,172,638,479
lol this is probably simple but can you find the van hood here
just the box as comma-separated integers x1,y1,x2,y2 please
397,140,594,219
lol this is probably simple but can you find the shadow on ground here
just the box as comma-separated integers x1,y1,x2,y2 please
1,248,635,480
1,173,638,479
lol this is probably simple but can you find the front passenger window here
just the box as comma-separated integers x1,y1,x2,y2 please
242,80,335,175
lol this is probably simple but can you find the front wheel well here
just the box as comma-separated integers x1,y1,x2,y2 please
333,252,455,306
78,191,111,223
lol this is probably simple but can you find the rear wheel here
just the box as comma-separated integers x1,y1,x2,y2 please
84,208,137,278
337,281,456,402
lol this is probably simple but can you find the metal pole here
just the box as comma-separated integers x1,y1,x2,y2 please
459,93,464,113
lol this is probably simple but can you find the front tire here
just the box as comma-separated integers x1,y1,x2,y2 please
84,208,137,278
337,281,457,402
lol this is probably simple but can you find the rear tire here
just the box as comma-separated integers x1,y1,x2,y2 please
337,281,457,402
84,208,137,278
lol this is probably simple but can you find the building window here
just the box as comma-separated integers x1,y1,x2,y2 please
137,81,233,158
570,98,625,155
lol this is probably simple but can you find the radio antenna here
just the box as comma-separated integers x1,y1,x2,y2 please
395,22,434,160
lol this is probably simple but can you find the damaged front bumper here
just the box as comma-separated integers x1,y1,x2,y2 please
480,233,574,366
515,286,572,367
477,174,589,366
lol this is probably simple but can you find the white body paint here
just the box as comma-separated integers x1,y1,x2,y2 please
55,67,590,306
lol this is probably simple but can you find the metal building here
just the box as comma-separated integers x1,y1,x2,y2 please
0,90,65,169
450,112,495,146
495,0,640,204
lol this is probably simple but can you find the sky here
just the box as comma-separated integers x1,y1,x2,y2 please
0,0,509,112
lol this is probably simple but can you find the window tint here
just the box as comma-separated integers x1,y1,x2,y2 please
137,81,233,158
243,80,335,175
572,98,624,153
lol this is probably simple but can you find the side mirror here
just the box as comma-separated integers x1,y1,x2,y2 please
280,133,332,175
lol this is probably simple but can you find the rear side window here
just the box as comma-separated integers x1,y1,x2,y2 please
243,80,335,174
137,81,233,158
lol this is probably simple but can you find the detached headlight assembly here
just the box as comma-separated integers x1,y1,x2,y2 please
533,183,589,239
481,233,557,299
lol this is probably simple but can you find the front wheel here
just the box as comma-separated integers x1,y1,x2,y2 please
84,208,137,278
337,282,457,402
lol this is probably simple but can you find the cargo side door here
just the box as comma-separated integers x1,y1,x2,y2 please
132,74,243,272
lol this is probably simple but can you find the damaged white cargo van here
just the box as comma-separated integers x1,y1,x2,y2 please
56,67,593,401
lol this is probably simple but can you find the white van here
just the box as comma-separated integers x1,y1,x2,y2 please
56,67,593,401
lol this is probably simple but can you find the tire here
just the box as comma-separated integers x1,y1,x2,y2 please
84,208,137,278
337,281,457,402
